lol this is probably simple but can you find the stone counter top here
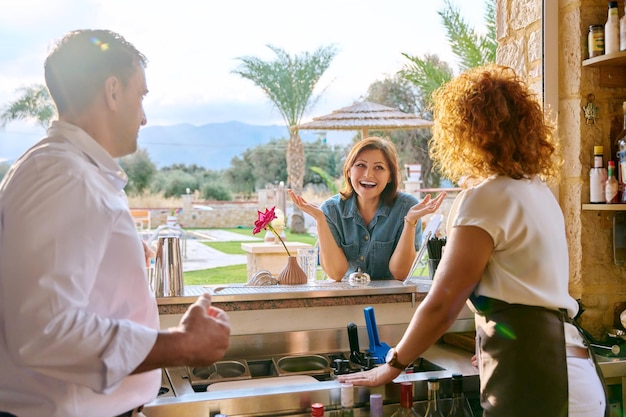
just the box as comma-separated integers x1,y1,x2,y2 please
157,278,433,315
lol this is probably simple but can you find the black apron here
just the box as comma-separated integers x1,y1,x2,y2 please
470,294,608,417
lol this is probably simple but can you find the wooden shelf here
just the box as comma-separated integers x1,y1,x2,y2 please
583,51,626,67
582,203,626,210
583,52,626,87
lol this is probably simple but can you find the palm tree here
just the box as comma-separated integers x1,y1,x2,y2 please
400,0,496,104
233,44,337,233
0,84,56,128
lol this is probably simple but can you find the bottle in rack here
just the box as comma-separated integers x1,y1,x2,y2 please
446,374,474,417
606,1,620,54
341,383,355,417
590,146,608,203
607,161,619,203
312,402,325,417
391,381,419,416
369,393,383,417
423,377,445,417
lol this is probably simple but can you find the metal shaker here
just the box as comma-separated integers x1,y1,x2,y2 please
154,234,184,297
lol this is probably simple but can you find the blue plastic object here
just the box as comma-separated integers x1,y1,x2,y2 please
364,306,391,363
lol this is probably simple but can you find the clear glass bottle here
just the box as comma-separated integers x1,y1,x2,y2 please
607,161,619,203
446,374,474,417
423,377,445,417
391,381,419,417
606,1,620,54
590,146,608,203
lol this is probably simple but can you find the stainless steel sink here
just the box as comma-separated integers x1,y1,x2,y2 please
187,353,334,391
275,354,329,375
190,360,249,380
186,352,445,392
247,358,278,377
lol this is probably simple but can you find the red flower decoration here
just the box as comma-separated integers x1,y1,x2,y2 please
253,207,277,234
253,206,290,256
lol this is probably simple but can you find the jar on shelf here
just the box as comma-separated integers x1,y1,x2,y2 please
589,24,605,58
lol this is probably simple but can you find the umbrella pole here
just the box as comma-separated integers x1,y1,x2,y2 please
362,128,369,139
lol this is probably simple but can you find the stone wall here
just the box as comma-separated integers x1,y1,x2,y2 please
498,0,626,336
141,202,260,229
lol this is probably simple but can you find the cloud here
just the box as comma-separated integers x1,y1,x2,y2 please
0,0,486,127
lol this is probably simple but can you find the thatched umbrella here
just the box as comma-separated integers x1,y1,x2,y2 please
296,101,433,139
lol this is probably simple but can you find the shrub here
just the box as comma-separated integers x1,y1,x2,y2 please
201,181,232,201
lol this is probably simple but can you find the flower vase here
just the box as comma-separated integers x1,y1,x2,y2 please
264,230,275,243
278,256,307,285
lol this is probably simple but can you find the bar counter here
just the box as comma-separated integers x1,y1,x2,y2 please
157,278,434,314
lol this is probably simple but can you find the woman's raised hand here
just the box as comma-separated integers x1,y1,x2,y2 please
288,189,324,220
406,192,446,223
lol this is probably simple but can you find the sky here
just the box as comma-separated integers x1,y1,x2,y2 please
0,0,488,154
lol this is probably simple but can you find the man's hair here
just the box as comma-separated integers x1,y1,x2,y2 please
339,136,400,205
44,29,147,115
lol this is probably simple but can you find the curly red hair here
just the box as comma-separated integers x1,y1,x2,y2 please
429,64,561,185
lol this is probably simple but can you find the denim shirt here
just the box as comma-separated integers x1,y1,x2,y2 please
321,192,422,280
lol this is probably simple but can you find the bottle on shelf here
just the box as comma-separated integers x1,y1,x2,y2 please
606,1,620,54
369,393,383,417
607,161,619,203
590,24,605,58
621,0,626,50
615,101,626,201
446,374,474,417
341,383,355,417
423,377,445,417
391,381,419,417
590,145,608,203
312,402,325,417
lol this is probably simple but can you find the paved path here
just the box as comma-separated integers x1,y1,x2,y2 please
182,229,259,272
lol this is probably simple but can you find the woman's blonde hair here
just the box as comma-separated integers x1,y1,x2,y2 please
429,64,561,185
339,136,400,205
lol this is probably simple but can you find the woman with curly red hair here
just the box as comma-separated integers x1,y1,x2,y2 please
339,65,606,417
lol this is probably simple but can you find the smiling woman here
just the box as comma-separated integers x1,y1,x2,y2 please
289,137,445,282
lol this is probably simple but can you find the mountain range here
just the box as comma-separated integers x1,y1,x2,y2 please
0,121,348,169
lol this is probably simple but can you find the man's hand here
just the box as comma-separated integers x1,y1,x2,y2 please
142,240,155,267
176,294,231,366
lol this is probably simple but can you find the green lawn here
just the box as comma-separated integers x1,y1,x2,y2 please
185,264,248,285
184,228,317,285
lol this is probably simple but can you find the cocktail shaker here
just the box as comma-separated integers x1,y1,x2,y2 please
154,234,184,297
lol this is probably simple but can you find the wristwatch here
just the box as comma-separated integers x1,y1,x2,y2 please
385,347,409,370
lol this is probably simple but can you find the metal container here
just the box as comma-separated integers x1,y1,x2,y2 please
154,234,184,297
